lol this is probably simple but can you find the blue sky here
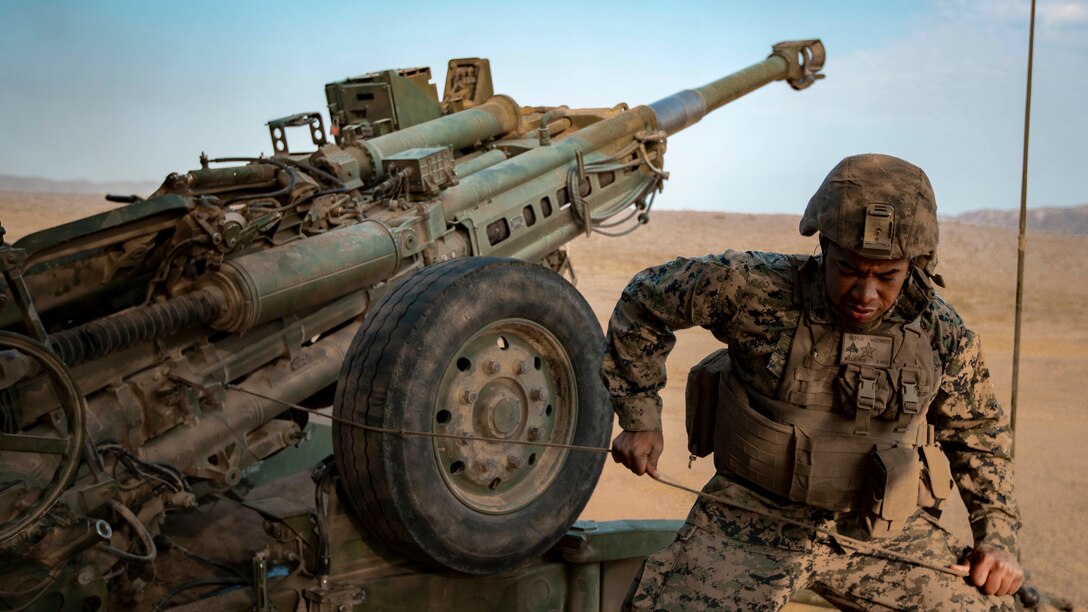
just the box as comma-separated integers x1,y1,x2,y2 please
0,0,1085,215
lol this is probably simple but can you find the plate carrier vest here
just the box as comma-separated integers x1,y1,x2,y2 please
685,257,955,535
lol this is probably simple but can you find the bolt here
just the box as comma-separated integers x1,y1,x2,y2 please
527,426,543,441
516,360,532,375
484,360,502,375
507,454,525,469
474,459,497,473
531,388,547,402
460,389,478,404
77,566,96,585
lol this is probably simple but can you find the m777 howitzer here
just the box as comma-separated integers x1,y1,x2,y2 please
0,41,825,611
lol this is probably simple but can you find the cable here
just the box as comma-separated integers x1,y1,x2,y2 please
652,473,968,579
209,156,345,189
98,501,157,563
565,133,667,237
98,443,188,492
0,568,62,612
221,383,980,581
221,167,297,206
150,577,248,612
224,384,611,454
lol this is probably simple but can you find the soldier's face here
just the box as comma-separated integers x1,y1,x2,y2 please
823,241,909,329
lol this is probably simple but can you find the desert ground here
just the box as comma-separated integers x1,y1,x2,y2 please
1,190,1086,604
568,209,1088,604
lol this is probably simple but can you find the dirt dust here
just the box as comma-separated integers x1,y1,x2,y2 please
2,192,1085,604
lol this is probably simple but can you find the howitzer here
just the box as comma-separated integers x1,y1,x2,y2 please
0,41,824,610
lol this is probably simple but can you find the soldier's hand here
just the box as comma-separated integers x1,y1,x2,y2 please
949,546,1024,597
611,430,664,478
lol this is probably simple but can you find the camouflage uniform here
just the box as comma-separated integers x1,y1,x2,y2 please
600,249,1019,610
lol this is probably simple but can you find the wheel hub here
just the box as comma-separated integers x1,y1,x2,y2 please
479,384,523,436
433,319,574,514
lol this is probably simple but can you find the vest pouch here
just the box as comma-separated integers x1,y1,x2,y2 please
714,375,795,499
686,349,732,458
792,431,878,511
917,444,954,510
863,446,922,538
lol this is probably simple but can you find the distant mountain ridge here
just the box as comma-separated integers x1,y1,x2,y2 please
950,204,1088,236
0,174,160,196
3,174,1085,236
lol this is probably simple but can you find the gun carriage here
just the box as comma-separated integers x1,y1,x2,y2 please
0,41,824,610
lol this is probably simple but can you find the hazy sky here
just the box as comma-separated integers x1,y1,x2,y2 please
1,0,1085,215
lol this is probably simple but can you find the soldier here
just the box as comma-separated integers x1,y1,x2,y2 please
601,154,1023,610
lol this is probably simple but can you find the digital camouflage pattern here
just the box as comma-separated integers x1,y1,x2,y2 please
800,154,940,270
600,249,1019,607
624,474,1014,611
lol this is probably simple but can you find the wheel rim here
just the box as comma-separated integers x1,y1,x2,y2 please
0,331,85,544
432,318,575,514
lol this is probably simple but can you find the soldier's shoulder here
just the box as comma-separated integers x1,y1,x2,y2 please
682,252,797,299
920,291,975,356
701,250,797,277
923,292,966,330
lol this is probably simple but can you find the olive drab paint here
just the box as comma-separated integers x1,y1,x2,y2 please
0,42,827,609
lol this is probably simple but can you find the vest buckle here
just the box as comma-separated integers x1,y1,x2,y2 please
896,371,920,432
854,368,879,435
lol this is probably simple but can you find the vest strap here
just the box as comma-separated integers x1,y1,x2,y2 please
897,370,920,432
854,366,879,435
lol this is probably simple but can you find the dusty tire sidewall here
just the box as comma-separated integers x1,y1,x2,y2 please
380,261,609,573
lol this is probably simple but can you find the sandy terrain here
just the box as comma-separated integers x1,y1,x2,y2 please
568,210,1088,604
1,191,1085,603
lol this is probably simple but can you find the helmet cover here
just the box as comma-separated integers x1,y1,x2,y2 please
800,154,938,264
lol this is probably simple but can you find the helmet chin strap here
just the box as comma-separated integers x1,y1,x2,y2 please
912,253,945,288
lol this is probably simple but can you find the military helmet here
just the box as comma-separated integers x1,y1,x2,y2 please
800,154,938,265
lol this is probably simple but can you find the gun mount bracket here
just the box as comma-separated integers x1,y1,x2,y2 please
267,113,328,156
772,40,826,90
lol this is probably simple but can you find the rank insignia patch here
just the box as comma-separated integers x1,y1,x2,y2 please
840,333,893,367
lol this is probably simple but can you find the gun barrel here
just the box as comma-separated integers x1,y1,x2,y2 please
650,40,825,135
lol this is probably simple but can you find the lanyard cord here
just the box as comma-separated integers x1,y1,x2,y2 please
223,384,967,578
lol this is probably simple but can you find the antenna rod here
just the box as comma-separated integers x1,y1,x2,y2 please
1010,0,1036,458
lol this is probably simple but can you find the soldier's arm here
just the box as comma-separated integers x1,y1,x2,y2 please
931,327,1020,557
600,253,745,432
932,325,1023,595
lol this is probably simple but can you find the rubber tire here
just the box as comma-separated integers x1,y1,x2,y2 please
333,257,611,575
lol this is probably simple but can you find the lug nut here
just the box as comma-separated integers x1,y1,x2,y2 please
516,360,532,375
484,360,502,375
507,455,525,469
527,426,543,441
460,389,478,404
474,459,497,473
530,388,547,402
